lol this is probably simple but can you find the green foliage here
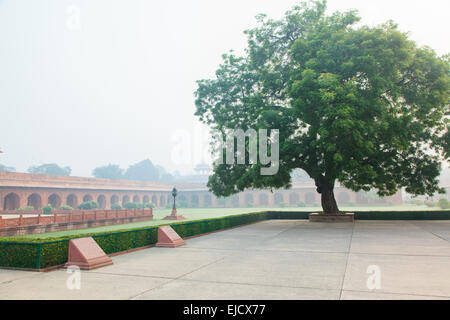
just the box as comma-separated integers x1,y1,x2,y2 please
0,243,40,269
28,163,71,176
77,201,99,210
40,206,54,215
40,241,69,269
123,202,144,209
92,164,124,180
0,164,16,172
59,205,73,211
144,202,155,209
194,0,449,214
18,206,35,211
111,203,122,210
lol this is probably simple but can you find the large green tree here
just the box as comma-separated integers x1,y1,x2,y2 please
195,0,449,214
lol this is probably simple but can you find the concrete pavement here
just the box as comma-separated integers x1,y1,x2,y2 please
1,220,450,300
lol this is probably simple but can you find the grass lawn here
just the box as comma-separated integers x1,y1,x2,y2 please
13,204,438,240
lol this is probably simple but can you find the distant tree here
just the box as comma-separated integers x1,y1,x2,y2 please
125,159,160,182
125,159,159,181
194,0,449,214
77,201,99,210
92,164,124,180
28,163,71,176
0,164,16,172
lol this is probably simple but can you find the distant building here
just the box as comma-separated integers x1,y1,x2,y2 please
0,171,402,211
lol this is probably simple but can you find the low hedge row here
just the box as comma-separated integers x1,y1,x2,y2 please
0,211,269,270
1,210,449,270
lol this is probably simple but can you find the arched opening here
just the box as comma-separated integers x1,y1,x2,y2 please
97,195,106,209
338,192,351,205
111,195,119,205
133,195,140,203
259,194,269,206
245,194,254,207
67,194,78,208
159,195,166,207
274,193,284,206
178,195,187,207
83,194,93,202
4,193,20,210
122,195,130,205
48,194,62,208
143,195,150,204
27,193,42,209
204,194,212,207
191,195,199,208
152,195,158,207
305,192,316,205
289,193,300,206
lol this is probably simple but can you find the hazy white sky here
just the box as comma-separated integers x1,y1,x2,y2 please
0,0,449,176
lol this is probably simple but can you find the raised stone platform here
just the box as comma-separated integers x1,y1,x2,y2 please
64,237,113,270
309,213,355,223
155,226,186,248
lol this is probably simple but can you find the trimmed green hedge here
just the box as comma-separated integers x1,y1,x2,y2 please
0,211,268,270
1,210,449,270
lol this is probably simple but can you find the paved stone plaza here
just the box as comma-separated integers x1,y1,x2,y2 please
1,220,450,300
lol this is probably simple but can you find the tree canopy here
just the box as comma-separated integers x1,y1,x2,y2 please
0,164,16,172
195,0,449,214
92,164,124,180
28,163,71,176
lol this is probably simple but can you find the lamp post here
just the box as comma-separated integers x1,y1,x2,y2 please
164,187,185,220
172,187,178,215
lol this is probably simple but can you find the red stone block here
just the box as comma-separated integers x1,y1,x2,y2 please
64,237,113,270
155,226,186,248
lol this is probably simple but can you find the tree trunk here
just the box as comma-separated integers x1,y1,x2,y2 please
315,178,340,215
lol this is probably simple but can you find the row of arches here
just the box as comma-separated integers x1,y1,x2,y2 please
1,189,394,211
2,192,169,210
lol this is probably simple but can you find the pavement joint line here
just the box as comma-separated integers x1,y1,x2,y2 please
339,221,355,300
179,246,351,255
82,271,176,281
410,222,450,244
171,277,342,293
127,255,230,300
347,251,450,258
340,288,450,300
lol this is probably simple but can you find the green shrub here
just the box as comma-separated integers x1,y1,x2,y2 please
111,203,122,210
77,201,99,210
278,202,286,208
144,202,155,209
18,206,35,211
123,202,145,209
40,206,54,215
297,202,306,207
59,205,73,210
